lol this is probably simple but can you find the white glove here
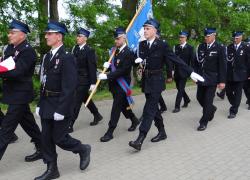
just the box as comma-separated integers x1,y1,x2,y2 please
98,73,108,80
190,72,205,82
35,107,40,117
89,84,96,91
53,112,64,121
135,58,143,64
0,56,15,72
103,62,111,69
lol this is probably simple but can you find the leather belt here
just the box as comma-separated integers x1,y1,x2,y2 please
43,90,61,97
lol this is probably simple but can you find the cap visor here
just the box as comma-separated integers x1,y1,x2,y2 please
45,30,60,33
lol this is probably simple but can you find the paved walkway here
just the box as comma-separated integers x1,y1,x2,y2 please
1,86,250,180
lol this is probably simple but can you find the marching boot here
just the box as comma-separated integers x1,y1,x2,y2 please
128,116,140,131
172,108,180,113
90,112,103,126
34,161,60,180
100,127,114,142
25,144,43,162
129,132,146,151
182,99,191,108
79,144,91,170
151,129,167,142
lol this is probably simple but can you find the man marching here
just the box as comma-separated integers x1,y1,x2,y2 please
194,28,227,130
129,19,204,151
172,31,194,113
0,19,42,162
69,28,103,132
98,27,140,142
35,21,91,180
226,31,250,118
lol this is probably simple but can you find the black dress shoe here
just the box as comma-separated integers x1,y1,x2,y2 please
172,108,180,113
197,124,207,131
228,113,236,119
128,116,140,131
25,148,43,162
79,144,91,170
34,161,60,180
151,130,167,142
100,133,113,142
129,133,145,151
10,133,18,144
160,107,167,113
216,92,225,100
182,100,190,108
208,106,217,121
90,113,103,126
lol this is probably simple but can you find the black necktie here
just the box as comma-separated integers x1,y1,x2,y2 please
48,51,53,61
147,42,150,49
75,46,80,53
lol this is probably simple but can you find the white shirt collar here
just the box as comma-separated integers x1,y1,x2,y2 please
180,42,187,48
207,40,215,48
51,44,63,58
79,43,86,50
234,42,241,49
119,43,126,52
147,38,156,47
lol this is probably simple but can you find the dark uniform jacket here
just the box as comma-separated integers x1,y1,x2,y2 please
107,46,133,94
194,41,227,86
38,45,77,119
72,44,97,86
0,40,36,104
173,43,194,79
138,38,193,93
226,42,250,82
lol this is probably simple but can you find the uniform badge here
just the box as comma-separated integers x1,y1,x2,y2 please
116,59,120,65
54,59,60,69
240,50,243,56
209,51,217,56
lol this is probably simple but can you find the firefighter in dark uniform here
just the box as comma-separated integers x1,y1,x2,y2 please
226,31,250,118
138,30,170,122
69,28,103,133
35,21,91,180
172,31,194,113
0,19,42,161
194,28,227,131
129,19,204,151
98,27,140,142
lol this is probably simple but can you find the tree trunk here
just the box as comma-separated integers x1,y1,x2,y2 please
49,0,59,21
122,0,139,20
38,0,49,58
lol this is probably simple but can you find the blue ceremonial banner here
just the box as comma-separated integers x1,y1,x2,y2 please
126,0,153,52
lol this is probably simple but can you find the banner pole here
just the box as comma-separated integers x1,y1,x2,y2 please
84,0,149,107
